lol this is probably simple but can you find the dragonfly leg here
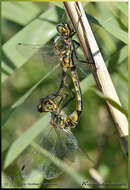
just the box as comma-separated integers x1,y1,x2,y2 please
57,95,67,111
60,84,75,110
72,40,94,64
53,70,67,97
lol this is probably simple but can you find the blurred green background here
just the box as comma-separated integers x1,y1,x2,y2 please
2,2,128,188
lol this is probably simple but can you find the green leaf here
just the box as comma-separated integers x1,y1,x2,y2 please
31,142,87,187
2,7,60,81
107,45,128,76
80,74,95,94
52,2,63,9
97,17,128,44
113,45,128,64
86,3,128,44
2,2,41,25
3,114,49,169
2,64,59,126
112,2,128,17
89,88,128,118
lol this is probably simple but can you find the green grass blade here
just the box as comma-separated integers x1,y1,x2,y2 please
31,142,87,187
112,2,128,17
89,88,128,118
2,7,59,81
96,17,128,44
3,114,49,169
2,64,59,126
2,2,41,25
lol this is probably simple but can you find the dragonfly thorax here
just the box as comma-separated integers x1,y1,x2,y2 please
54,36,72,55
51,112,65,129
54,36,74,69
50,110,79,129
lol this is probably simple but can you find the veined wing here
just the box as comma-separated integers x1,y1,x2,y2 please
16,41,59,66
16,40,92,80
41,127,79,179
20,124,79,180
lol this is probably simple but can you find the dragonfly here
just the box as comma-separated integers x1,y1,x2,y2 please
37,19,89,128
18,14,92,180
31,20,86,180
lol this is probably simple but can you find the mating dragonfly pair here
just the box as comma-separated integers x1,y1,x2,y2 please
37,21,85,132
20,15,90,180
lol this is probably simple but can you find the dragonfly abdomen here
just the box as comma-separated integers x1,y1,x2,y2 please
70,68,83,113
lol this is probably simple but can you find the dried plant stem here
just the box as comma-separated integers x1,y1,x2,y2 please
63,2,128,156
89,168,104,186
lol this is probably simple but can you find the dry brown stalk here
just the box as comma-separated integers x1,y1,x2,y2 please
63,2,128,157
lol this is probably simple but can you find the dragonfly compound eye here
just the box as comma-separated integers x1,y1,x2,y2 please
57,24,70,36
37,103,43,113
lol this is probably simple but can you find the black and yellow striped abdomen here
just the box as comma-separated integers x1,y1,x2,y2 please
70,67,82,114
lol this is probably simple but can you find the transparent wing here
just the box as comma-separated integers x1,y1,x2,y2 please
16,40,92,80
20,125,79,180
41,129,79,179
16,41,59,67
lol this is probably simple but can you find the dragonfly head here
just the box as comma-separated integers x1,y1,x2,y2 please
37,98,58,113
56,23,71,36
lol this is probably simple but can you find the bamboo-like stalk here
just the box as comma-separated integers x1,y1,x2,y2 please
63,2,128,157
89,168,104,186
